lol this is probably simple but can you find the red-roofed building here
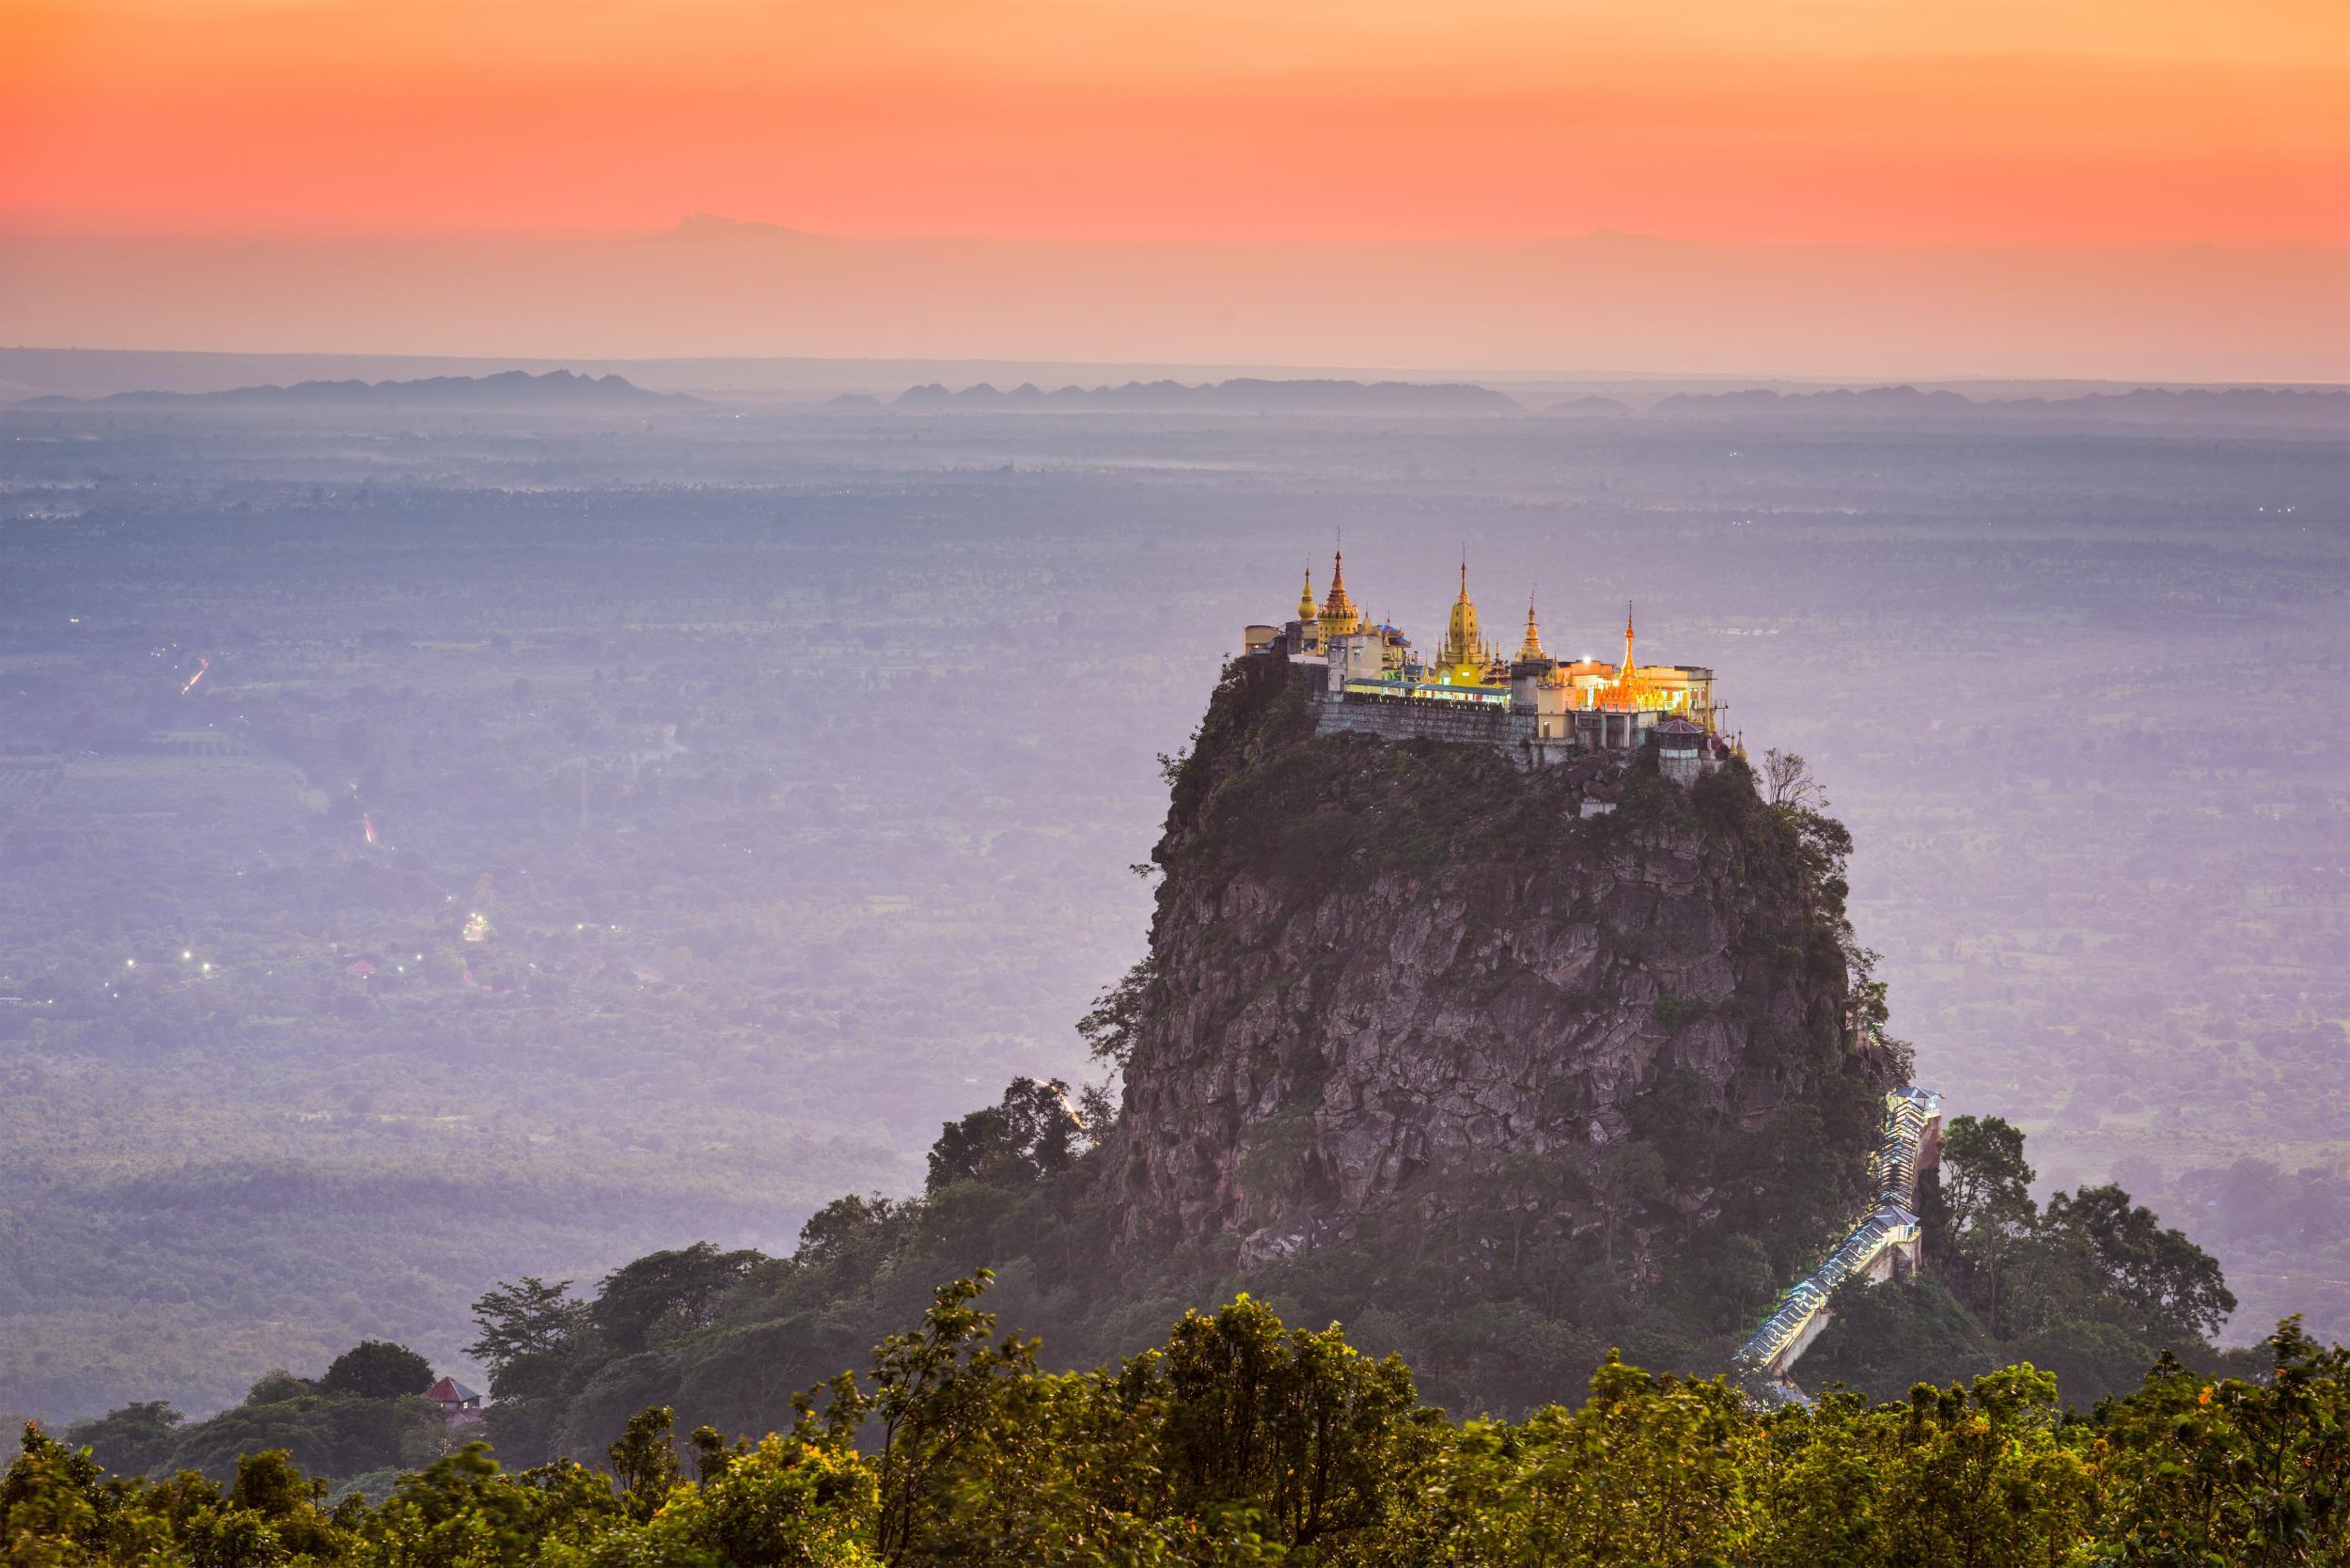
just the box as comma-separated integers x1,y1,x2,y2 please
422,1375,484,1425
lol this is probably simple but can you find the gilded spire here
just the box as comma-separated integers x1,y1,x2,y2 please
1518,594,1545,662
1297,567,1317,624
1439,556,1482,672
1622,601,1636,673
1317,545,1358,642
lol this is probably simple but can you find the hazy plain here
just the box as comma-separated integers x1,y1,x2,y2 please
1,382,2342,1419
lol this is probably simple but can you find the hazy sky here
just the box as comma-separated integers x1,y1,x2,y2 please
4,0,2346,372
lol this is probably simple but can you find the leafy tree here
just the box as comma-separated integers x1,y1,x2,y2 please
321,1340,435,1401
607,1405,682,1523
61,1399,183,1478
227,1448,348,1559
465,1277,590,1368
1938,1113,2038,1334
792,1195,912,1280
365,1442,618,1567
840,1272,1037,1561
1148,1292,1427,1549
1076,959,1154,1073
245,1369,311,1406
2093,1319,2350,1565
2036,1182,2236,1344
590,1242,767,1355
604,1429,879,1567
924,1078,1086,1194
159,1388,446,1482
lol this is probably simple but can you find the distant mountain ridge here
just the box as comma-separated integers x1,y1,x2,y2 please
881,378,2341,426
1641,384,2347,429
22,369,687,410
889,378,1522,414
14,366,2340,429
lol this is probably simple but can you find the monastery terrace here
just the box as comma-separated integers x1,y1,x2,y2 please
1245,550,1741,779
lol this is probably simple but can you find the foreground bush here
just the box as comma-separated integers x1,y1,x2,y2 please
6,1275,2343,1566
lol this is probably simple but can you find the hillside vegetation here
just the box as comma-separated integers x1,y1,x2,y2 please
14,1279,2345,1567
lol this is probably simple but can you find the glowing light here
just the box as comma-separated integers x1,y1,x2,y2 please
181,950,193,961
180,655,211,697
124,958,134,967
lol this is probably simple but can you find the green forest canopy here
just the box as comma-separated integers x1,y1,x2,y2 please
11,1275,2344,1567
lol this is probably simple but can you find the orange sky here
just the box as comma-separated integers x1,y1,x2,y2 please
4,0,2346,245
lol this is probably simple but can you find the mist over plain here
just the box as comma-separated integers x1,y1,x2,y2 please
0,379,2342,1420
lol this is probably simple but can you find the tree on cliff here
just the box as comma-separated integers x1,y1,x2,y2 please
1760,748,1827,812
925,1077,1088,1192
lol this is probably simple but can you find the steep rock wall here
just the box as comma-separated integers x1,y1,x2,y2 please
1102,655,1897,1279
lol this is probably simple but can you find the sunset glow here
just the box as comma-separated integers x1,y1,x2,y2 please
6,0,2346,245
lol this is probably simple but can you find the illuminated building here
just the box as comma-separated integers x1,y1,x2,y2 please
1246,549,1736,774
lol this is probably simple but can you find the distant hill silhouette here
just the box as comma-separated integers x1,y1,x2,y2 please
888,378,1522,414
1646,384,2347,430
667,212,817,242
22,369,688,410
1543,395,1634,418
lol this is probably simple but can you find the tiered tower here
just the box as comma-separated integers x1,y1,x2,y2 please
1436,561,1484,679
1316,550,1360,647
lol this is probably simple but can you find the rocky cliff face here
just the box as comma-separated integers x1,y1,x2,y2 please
1102,655,1899,1289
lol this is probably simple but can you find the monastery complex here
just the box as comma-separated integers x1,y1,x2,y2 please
1243,549,1739,782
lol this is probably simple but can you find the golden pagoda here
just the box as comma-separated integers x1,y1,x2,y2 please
1316,548,1359,646
1297,568,1318,628
1435,560,1485,680
1517,595,1546,663
1599,602,1656,708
